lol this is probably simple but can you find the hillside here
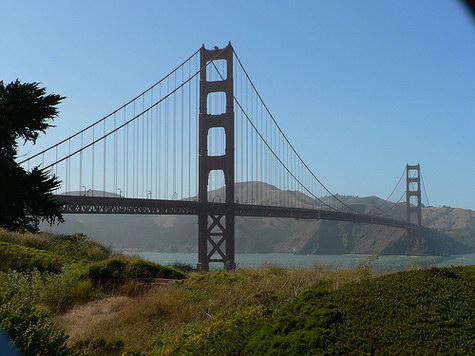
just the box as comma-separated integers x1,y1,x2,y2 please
41,182,475,255
3,229,475,354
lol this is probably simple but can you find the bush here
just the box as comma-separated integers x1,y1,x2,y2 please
161,306,270,356
0,296,72,356
0,229,53,250
0,263,95,312
88,258,127,285
88,258,186,287
0,230,111,263
244,289,341,356
159,266,475,355
328,267,475,354
52,233,111,262
0,241,65,273
244,267,475,355
128,259,185,279
170,261,197,273
73,338,124,356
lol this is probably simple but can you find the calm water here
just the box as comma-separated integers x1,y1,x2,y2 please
122,251,475,272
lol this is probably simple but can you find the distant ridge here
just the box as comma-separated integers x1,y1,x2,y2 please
61,190,121,198
43,182,475,255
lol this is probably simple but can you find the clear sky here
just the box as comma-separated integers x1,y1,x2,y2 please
2,1,475,210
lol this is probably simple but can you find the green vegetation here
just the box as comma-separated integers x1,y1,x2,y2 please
1,229,475,355
88,257,185,287
158,266,475,355
0,229,185,355
0,296,72,356
0,230,111,262
0,80,65,232
0,240,66,273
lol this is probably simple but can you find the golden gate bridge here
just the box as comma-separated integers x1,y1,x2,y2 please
19,43,437,270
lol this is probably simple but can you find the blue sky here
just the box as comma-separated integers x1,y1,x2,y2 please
2,1,475,210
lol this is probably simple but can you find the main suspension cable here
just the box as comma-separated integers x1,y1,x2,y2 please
231,51,359,213
19,48,201,165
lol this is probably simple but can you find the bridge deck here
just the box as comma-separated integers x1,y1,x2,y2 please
56,195,431,232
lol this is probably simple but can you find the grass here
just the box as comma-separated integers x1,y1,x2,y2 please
157,265,475,355
326,266,475,354
56,263,376,354
1,229,475,355
0,229,185,355
0,229,111,262
0,240,66,273
88,257,185,289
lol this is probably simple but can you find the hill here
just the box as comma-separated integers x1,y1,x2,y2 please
55,264,475,355
1,229,474,354
40,182,475,255
156,266,475,355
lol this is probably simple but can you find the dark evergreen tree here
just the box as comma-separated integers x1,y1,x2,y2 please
0,80,65,231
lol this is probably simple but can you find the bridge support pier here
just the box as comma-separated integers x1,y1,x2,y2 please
406,164,422,225
405,164,423,252
197,43,236,271
198,212,235,271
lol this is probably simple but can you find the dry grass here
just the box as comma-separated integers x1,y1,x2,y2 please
55,296,131,341
55,263,377,353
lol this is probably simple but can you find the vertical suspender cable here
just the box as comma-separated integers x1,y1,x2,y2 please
173,71,177,198
92,125,95,195
181,65,184,200
103,120,106,196
188,59,191,199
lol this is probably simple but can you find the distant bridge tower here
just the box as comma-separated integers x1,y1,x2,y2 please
198,43,235,271
406,164,422,225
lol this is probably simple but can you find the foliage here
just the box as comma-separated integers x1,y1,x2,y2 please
161,305,270,356
0,263,95,312
0,79,64,232
57,265,353,353
73,338,125,356
244,289,341,356
0,296,73,356
0,80,63,156
327,267,475,354
153,265,475,355
170,261,197,272
0,229,111,263
48,232,111,262
2,234,471,356
0,163,63,232
0,240,65,273
88,258,186,287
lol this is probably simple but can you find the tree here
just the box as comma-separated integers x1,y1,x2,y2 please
0,79,65,232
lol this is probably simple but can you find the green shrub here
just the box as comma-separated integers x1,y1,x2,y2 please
88,258,186,287
73,337,124,355
160,266,475,355
0,229,53,251
88,258,127,285
244,289,341,356
52,233,111,262
328,267,475,354
170,261,197,272
160,305,270,356
0,263,95,312
0,241,65,273
0,230,111,263
243,266,475,355
0,296,73,356
128,259,185,279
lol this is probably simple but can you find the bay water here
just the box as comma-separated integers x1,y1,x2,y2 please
122,251,475,272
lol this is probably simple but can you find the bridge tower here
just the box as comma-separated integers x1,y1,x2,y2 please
197,43,236,271
406,164,422,225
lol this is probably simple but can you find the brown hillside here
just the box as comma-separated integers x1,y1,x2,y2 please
42,182,474,255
